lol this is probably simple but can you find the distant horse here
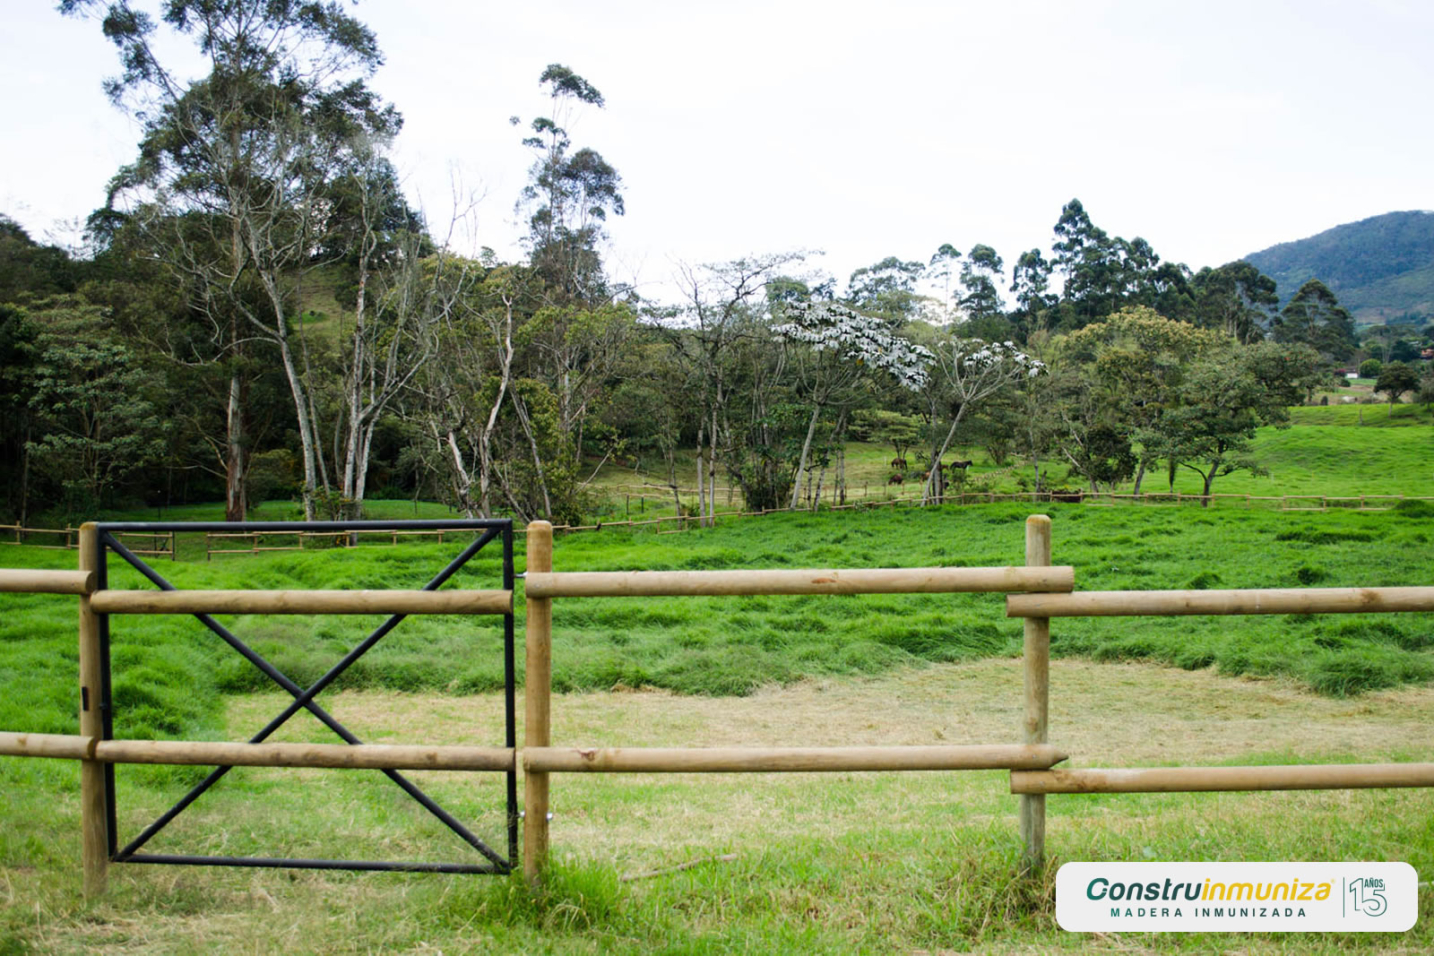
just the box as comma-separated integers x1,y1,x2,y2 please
948,459,972,470
890,457,908,471
887,473,905,486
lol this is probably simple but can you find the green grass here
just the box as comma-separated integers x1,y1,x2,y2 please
3,503,1432,757
2,662,1432,953
592,404,1434,503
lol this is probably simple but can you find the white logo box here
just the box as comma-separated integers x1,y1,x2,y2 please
1056,862,1418,933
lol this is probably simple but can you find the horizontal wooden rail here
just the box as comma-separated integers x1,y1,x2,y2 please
0,732,515,771
1010,763,1434,794
1007,586,1434,618
0,569,94,595
523,744,1068,773
89,589,512,615
525,566,1075,598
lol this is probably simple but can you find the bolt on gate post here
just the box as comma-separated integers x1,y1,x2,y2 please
1020,515,1051,873
523,521,553,883
78,523,107,897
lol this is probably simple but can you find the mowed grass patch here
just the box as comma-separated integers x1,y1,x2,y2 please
2,660,1432,953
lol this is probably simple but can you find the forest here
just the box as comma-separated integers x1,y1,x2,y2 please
4,1,1433,529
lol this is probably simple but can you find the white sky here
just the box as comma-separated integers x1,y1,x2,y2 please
4,0,1433,305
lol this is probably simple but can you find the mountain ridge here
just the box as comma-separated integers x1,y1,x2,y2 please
1244,210,1434,324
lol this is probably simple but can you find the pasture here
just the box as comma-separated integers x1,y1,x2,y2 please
1,497,1433,951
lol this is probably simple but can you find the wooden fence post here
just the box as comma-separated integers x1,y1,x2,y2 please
1020,514,1051,874
77,523,107,897
523,520,554,884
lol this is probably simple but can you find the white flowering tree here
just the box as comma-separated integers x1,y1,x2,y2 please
921,338,1046,504
775,302,933,509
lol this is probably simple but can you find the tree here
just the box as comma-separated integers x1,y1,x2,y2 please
665,252,806,522
1191,261,1279,344
958,244,1005,327
1009,248,1056,337
1138,342,1320,500
845,256,925,323
514,64,624,305
919,338,1045,503
1375,361,1419,414
1272,279,1357,364
1359,358,1383,379
773,301,931,509
1060,306,1228,492
64,0,402,519
24,297,167,515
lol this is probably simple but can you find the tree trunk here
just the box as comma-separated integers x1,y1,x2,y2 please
224,371,246,522
273,332,320,521
789,405,822,511
1131,457,1147,496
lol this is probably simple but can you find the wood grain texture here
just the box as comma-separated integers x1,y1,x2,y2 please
0,568,94,595
90,588,512,615
523,744,1068,773
1008,586,1434,618
525,565,1074,598
1011,763,1434,794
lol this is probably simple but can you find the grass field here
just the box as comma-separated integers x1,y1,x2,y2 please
1,415,1432,951
2,661,1432,952
591,403,1434,508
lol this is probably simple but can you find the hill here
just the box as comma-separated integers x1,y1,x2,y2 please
1244,210,1434,324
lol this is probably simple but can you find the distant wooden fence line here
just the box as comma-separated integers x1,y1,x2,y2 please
0,524,175,558
3,516,1434,897
3,488,1428,565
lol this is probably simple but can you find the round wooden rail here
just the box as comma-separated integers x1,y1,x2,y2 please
0,569,95,595
1006,586,1434,618
524,566,1075,598
1010,763,1434,794
0,732,514,771
522,744,1068,773
89,588,513,615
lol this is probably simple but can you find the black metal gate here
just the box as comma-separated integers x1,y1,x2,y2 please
91,520,517,874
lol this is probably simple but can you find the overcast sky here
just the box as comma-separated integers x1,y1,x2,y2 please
5,0,1433,304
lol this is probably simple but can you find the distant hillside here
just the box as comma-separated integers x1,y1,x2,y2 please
1245,210,1434,325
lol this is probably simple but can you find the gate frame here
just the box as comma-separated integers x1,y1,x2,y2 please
88,519,518,879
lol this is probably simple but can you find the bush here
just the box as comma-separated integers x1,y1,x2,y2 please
1359,358,1382,379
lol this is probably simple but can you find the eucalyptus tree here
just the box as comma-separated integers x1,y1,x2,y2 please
63,0,401,519
844,256,925,324
1191,261,1279,344
1008,248,1056,337
958,244,1006,325
513,64,624,304
773,301,932,509
1271,279,1358,365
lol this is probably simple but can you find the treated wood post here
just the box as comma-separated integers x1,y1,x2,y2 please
523,520,554,884
77,523,107,897
1019,514,1051,874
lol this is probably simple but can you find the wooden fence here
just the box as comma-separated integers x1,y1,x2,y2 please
517,516,1434,882
1,516,1433,897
